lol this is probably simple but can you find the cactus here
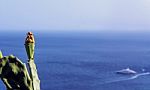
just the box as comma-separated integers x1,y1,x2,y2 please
25,32,35,60
25,32,40,90
0,32,40,90
0,50,3,59
0,55,32,90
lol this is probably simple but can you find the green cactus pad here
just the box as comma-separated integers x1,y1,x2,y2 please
0,51,3,59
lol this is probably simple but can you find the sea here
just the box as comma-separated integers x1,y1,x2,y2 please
0,31,150,90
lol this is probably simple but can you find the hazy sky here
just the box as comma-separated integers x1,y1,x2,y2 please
0,0,150,32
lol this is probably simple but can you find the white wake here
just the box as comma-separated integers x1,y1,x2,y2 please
100,72,150,85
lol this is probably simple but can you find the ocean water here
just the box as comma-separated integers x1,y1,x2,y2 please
0,31,150,90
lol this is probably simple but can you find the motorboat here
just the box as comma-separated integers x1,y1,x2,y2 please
116,68,137,74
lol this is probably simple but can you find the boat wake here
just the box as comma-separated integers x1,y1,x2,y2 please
100,72,150,85
129,72,150,79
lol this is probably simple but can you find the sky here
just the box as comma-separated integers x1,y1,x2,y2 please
0,0,150,32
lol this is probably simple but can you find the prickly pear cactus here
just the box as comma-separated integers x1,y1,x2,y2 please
25,32,40,90
0,55,32,90
0,32,40,90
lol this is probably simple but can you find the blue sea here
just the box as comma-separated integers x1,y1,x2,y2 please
0,31,150,90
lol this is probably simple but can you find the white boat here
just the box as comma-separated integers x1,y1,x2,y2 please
116,68,137,74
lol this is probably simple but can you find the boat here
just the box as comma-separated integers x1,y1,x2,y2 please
116,68,137,74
